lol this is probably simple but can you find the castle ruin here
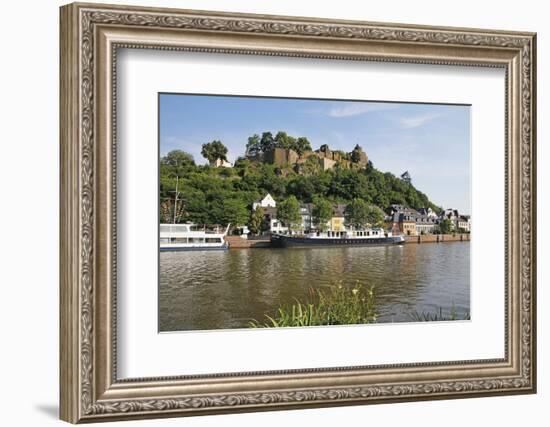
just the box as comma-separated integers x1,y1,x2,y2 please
260,144,368,171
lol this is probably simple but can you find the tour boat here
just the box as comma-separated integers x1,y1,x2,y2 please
270,228,404,248
160,223,230,251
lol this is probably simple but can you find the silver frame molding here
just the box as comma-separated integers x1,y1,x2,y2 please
60,2,537,423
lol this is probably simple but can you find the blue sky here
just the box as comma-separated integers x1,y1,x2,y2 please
160,94,470,214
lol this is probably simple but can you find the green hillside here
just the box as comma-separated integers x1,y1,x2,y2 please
159,148,440,226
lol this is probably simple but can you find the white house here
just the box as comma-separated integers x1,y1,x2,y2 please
269,218,288,235
457,215,471,232
212,158,233,168
252,193,277,210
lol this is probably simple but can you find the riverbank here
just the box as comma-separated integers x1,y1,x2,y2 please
404,233,470,244
225,236,271,248
225,233,469,248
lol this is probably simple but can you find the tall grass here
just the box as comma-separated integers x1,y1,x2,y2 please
409,305,470,322
249,282,377,328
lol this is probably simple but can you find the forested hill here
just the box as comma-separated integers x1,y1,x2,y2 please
159,149,441,226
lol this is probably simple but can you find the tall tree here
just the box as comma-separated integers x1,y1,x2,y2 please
312,197,332,231
294,136,312,155
161,150,195,168
249,206,265,235
365,204,385,228
201,140,228,163
245,134,261,157
274,131,296,150
277,196,302,231
345,199,384,229
260,131,275,153
439,218,454,234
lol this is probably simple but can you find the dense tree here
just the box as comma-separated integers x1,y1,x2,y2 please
201,140,228,163
344,199,370,229
277,196,302,231
439,218,454,234
260,132,275,153
365,204,385,228
161,149,195,168
245,134,261,157
299,156,321,176
274,131,296,150
249,206,265,235
344,199,384,230
209,196,248,226
312,197,332,231
295,137,312,155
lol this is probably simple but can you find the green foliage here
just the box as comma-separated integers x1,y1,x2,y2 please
161,149,195,168
295,136,312,155
159,147,441,228
213,197,248,226
299,156,321,176
249,282,377,327
245,134,261,157
312,197,332,231
249,206,265,235
247,131,313,155
260,131,275,153
409,305,470,322
439,218,454,234
274,131,295,150
345,199,384,229
277,195,302,230
201,140,228,163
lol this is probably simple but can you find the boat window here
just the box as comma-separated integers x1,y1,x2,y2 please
206,238,221,243
173,238,187,243
160,238,170,243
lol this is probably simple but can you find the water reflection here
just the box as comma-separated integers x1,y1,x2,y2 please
159,242,470,331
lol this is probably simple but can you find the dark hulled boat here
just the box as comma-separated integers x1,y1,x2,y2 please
271,230,405,248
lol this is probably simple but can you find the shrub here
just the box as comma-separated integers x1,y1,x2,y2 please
249,281,376,328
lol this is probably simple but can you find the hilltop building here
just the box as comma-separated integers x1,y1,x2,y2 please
210,157,232,168
253,144,369,172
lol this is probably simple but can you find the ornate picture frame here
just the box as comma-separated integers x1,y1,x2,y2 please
60,2,536,423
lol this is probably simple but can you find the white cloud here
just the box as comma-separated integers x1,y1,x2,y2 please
399,112,441,129
327,102,398,118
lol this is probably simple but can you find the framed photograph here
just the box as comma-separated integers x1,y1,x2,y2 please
60,2,537,423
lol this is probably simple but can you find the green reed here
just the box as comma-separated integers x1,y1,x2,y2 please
249,281,377,328
409,305,471,322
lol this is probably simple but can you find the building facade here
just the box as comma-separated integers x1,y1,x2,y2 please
330,204,347,232
457,215,471,232
252,193,277,210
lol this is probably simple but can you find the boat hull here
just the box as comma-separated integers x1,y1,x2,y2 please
271,234,404,248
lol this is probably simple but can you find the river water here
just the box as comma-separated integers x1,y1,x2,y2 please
159,242,470,332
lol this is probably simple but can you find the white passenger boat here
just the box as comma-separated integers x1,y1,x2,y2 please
160,223,230,251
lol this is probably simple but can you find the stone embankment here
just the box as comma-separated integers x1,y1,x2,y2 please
225,236,271,248
404,234,470,244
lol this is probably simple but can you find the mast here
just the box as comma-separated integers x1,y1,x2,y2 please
173,174,179,224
